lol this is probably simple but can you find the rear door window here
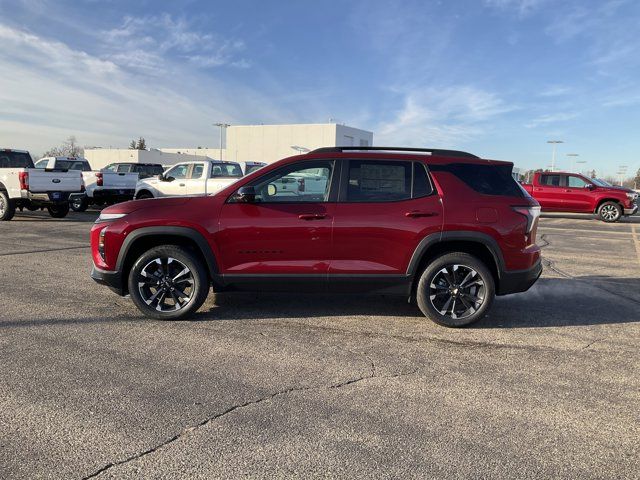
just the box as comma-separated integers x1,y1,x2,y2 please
190,164,204,179
345,160,412,202
540,174,562,187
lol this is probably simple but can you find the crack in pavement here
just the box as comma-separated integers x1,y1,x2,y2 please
81,368,417,479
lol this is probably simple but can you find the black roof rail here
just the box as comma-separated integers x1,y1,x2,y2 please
310,146,479,159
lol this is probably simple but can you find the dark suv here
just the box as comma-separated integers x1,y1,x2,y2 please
90,147,542,327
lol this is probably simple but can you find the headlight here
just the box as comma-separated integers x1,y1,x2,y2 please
626,193,638,200
96,212,127,223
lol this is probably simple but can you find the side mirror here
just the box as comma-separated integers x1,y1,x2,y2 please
158,173,165,181
267,183,278,196
585,183,594,190
237,186,256,203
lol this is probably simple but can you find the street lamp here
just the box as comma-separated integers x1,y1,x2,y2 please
214,123,230,161
291,145,310,155
575,160,586,173
547,140,564,172
566,153,579,172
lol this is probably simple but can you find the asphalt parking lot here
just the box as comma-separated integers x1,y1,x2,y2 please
1,210,639,479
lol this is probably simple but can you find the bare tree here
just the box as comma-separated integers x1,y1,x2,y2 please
43,136,84,158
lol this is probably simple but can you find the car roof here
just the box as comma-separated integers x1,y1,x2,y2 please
1,148,29,153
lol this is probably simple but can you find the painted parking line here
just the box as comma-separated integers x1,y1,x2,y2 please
632,224,640,266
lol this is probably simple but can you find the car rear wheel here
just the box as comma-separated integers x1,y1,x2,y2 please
70,195,89,212
47,203,70,218
598,201,622,222
416,252,495,327
128,246,209,320
0,190,15,221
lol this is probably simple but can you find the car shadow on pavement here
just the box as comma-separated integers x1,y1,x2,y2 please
478,276,640,328
11,212,100,223
541,212,640,223
197,276,640,328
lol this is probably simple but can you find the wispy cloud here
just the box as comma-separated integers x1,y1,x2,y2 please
538,85,573,97
525,112,579,128
102,14,248,73
483,0,549,17
376,86,515,146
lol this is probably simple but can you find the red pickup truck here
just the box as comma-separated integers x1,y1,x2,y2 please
522,172,638,222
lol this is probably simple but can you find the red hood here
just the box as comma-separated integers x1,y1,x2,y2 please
102,197,192,215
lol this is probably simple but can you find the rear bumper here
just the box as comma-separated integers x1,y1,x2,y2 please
497,259,542,296
91,266,125,296
92,189,135,201
19,191,70,206
624,204,638,216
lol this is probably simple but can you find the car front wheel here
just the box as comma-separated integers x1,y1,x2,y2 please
128,245,209,320
598,202,622,222
416,252,495,327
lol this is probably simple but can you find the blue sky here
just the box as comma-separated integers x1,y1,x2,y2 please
0,0,638,176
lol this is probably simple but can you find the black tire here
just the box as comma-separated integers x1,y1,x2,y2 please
128,245,209,320
47,203,70,218
0,190,15,221
416,252,495,328
597,201,622,222
136,191,153,200
70,195,89,212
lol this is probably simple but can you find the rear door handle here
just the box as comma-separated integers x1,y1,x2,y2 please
564,189,572,192
299,213,327,220
405,211,438,218
179,183,186,187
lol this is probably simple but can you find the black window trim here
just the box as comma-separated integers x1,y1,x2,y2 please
338,158,436,203
227,159,338,204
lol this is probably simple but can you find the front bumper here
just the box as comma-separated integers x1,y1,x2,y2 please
91,266,125,296
623,204,638,216
497,259,543,296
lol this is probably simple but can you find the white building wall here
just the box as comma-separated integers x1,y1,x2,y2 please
225,123,374,164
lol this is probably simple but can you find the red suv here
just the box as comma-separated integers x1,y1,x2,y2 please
90,147,542,327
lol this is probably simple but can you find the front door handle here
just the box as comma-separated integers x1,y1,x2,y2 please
405,211,439,218
564,189,572,192
299,213,327,220
179,183,186,187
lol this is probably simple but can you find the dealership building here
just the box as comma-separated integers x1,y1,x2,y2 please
84,123,374,170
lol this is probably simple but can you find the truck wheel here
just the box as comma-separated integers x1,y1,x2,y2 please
47,203,70,218
0,190,15,221
70,195,89,212
598,202,622,222
416,252,495,328
136,191,153,200
128,246,209,320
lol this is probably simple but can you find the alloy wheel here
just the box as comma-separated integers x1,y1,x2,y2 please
137,257,195,312
0,196,5,216
600,204,619,221
429,264,486,320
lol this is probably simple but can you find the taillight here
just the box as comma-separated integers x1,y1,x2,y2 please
18,172,29,190
80,173,85,192
96,172,103,186
298,177,305,192
98,228,106,260
512,206,541,234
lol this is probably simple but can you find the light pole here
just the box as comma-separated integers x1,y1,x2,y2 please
566,153,579,172
214,123,230,161
575,160,586,174
547,140,564,172
617,165,628,186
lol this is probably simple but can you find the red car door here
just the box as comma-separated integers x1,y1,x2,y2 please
562,174,593,212
533,173,565,210
329,159,443,293
217,160,336,290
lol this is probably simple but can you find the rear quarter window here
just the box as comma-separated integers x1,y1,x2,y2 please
431,163,524,197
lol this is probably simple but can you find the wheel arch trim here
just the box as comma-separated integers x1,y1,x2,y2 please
115,226,219,278
406,230,506,277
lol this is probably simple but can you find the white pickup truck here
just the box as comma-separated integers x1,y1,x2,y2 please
35,156,95,212
0,149,83,221
134,160,247,199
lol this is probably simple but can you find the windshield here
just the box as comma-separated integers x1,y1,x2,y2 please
0,151,34,168
211,163,242,178
592,178,612,187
